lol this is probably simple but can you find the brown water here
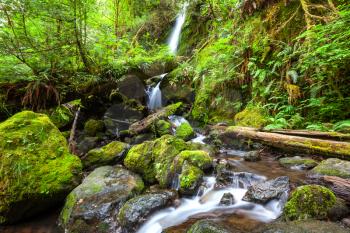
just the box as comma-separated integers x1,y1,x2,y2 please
1,150,306,233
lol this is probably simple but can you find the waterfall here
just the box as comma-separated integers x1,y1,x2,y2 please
168,2,188,54
146,3,188,111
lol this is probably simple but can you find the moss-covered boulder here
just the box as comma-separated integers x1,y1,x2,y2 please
153,119,172,137
50,99,81,128
124,136,212,193
84,119,105,136
311,158,350,178
0,111,82,224
118,190,176,232
187,220,230,233
59,166,144,233
234,107,268,128
83,141,129,169
284,185,336,220
279,156,318,170
176,122,195,141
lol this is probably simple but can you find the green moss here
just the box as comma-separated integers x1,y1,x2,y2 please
234,106,268,128
279,156,318,169
284,185,336,220
165,102,183,115
153,120,172,137
176,122,195,141
179,162,203,191
83,141,128,169
84,119,105,136
174,150,212,171
124,140,157,183
311,158,350,178
0,111,82,224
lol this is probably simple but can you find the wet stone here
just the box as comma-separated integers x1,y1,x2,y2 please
219,192,235,206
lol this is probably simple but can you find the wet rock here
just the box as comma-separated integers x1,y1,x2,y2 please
186,220,230,233
118,190,176,232
279,156,318,170
327,198,350,221
243,150,261,162
284,185,336,220
84,119,105,137
104,103,144,136
257,220,349,233
216,170,265,189
59,166,144,233
311,158,350,178
0,111,82,224
126,132,156,145
83,141,129,169
124,135,212,194
243,176,289,204
176,122,195,141
76,136,100,155
118,74,147,103
220,193,235,206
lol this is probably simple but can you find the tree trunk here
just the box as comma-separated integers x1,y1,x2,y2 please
223,126,350,159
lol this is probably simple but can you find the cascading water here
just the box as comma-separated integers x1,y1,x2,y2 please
146,3,188,111
137,175,286,233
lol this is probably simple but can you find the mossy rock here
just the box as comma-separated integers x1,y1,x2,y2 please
279,156,318,170
234,107,268,128
179,162,203,195
311,158,350,178
50,99,81,129
173,150,213,171
284,185,336,220
59,166,144,233
0,111,82,224
84,119,105,137
186,220,230,233
83,141,129,169
176,122,195,141
153,120,172,137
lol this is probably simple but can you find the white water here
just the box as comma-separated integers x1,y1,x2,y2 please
168,115,188,127
146,3,188,110
147,74,167,111
168,2,188,54
137,175,285,233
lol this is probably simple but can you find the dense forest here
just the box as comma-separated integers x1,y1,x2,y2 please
1,0,350,233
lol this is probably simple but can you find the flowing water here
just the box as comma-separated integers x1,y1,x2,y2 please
146,3,188,111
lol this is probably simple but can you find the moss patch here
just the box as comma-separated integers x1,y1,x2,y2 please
284,185,336,220
84,119,105,136
0,111,82,224
234,107,268,128
176,122,195,141
311,158,350,178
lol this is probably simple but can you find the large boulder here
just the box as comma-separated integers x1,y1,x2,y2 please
104,103,144,136
186,220,231,233
0,111,82,224
243,176,289,204
83,141,129,169
284,185,336,220
124,135,213,193
279,156,318,170
118,190,176,232
117,74,147,103
59,166,144,233
311,158,350,178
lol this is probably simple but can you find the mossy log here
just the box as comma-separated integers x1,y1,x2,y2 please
264,129,350,142
306,175,350,203
225,126,350,159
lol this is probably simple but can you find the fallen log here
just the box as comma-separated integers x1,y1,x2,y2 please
306,175,350,203
129,102,182,135
264,129,350,142
224,126,350,160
